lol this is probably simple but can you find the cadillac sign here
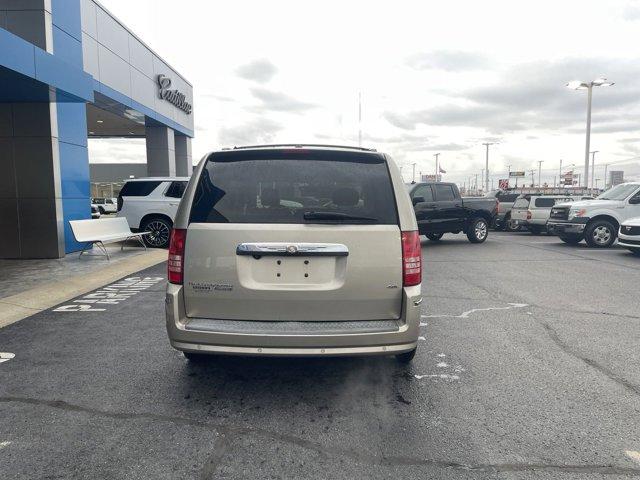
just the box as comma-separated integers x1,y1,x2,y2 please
157,75,192,114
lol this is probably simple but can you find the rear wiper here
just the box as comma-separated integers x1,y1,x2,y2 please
303,211,379,222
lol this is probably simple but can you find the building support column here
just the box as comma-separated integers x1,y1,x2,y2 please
146,125,176,177
175,134,192,177
0,102,65,258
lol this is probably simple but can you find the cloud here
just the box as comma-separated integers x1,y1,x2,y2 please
622,3,640,21
235,59,278,83
217,118,282,146
249,87,317,113
385,57,640,135
406,50,490,72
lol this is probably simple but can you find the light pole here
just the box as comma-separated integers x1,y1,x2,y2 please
537,160,544,187
482,142,496,193
604,164,609,189
590,151,598,189
530,170,535,187
566,78,614,188
559,159,563,184
434,153,440,181
412,162,416,183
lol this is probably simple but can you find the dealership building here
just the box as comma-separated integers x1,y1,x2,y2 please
0,0,194,259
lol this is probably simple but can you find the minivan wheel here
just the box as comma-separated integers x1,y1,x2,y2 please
426,233,444,241
467,218,488,243
584,220,616,248
142,217,172,248
98,206,105,215
395,348,417,363
559,234,583,245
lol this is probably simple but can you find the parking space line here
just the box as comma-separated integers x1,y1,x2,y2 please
422,303,528,319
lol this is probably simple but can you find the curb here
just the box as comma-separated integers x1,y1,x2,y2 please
0,250,167,329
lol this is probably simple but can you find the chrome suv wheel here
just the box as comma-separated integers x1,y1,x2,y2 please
142,217,172,248
585,220,616,248
467,217,489,244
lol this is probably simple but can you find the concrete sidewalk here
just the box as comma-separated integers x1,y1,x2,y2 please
0,241,167,329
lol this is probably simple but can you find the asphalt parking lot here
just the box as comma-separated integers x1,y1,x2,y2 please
1,232,639,479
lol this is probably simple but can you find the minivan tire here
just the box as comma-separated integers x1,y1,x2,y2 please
396,348,417,363
467,217,489,243
141,217,172,248
584,220,616,248
559,234,583,245
426,233,444,241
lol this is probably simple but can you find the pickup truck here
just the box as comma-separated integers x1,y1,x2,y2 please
407,182,498,243
547,182,640,247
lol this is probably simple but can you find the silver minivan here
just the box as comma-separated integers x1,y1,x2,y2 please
165,145,422,362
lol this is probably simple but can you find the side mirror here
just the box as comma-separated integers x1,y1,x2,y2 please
412,196,425,206
629,196,640,205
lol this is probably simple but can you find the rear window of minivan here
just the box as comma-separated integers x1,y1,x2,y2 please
189,149,399,225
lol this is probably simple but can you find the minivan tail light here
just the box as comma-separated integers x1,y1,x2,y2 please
401,231,422,286
526,210,532,220
168,229,187,284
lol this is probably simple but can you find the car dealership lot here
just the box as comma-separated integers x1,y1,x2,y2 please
1,233,639,479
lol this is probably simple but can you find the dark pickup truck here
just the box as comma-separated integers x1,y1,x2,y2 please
406,182,498,243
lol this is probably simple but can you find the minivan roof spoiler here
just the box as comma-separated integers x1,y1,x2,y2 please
230,144,377,152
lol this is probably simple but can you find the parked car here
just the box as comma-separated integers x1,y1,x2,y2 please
117,177,189,248
510,195,578,234
166,145,422,363
617,217,640,256
91,197,117,214
407,182,497,243
90,204,100,219
548,182,640,247
485,190,521,231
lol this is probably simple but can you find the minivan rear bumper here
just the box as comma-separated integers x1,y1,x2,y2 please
165,284,422,356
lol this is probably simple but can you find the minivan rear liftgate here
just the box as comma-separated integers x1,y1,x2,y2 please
180,148,405,323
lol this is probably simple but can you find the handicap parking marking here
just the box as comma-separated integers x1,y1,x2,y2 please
52,276,164,313
414,353,465,382
626,451,640,465
0,352,15,364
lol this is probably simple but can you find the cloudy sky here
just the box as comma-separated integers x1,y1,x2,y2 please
91,0,640,187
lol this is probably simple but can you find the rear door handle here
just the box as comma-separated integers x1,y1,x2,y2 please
237,242,349,257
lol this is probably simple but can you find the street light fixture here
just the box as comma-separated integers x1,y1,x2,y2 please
566,77,614,187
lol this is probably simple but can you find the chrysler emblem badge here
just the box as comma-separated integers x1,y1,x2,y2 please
286,245,298,254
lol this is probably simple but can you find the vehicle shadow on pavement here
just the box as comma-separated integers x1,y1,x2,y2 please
174,354,417,409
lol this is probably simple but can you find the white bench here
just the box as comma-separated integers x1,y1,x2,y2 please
69,217,149,260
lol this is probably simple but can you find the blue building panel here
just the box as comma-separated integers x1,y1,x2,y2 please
34,48,93,102
52,26,83,67
56,97,88,147
51,0,83,43
0,28,36,78
62,197,91,254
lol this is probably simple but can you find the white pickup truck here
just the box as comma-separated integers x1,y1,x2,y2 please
547,182,640,247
